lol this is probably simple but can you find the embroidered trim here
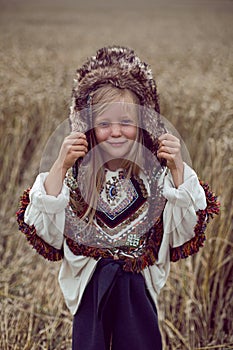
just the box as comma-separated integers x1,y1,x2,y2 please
65,216,164,274
16,188,63,261
66,167,166,249
170,181,220,262
16,181,220,270
96,175,148,229
65,181,220,271
96,201,149,237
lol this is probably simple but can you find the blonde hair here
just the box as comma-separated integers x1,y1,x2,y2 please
78,84,144,223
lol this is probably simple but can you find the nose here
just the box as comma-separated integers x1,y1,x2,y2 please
110,123,122,137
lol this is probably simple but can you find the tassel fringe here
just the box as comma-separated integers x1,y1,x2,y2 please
170,181,220,262
16,188,63,261
16,181,220,269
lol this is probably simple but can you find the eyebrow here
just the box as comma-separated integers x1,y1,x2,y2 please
95,114,137,121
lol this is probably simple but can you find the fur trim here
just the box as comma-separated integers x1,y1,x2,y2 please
76,47,158,109
69,46,162,136
16,188,63,261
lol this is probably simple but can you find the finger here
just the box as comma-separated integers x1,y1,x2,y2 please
63,152,87,169
158,140,180,149
71,150,88,159
70,131,86,137
158,133,179,143
65,136,88,147
157,151,175,161
70,145,88,153
72,139,88,147
158,145,180,155
157,152,182,167
69,132,87,140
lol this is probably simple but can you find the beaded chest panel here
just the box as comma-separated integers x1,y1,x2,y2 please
96,169,148,229
64,167,166,249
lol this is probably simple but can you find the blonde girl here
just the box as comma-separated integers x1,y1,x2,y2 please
17,46,219,350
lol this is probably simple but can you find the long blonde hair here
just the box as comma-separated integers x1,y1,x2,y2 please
78,84,144,223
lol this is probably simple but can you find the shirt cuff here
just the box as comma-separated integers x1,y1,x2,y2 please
29,173,70,214
163,163,207,210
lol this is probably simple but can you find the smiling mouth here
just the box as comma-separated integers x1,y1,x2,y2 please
108,141,127,147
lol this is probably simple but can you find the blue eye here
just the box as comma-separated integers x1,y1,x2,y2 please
121,119,135,126
96,121,110,128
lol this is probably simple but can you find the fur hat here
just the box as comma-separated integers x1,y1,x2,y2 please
69,45,164,137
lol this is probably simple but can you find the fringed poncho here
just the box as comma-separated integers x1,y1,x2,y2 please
16,164,219,315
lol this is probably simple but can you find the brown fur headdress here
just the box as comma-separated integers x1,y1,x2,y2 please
69,45,165,138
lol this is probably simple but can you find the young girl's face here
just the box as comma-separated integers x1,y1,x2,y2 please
93,95,138,168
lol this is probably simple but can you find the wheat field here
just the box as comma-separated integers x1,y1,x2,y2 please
0,0,232,349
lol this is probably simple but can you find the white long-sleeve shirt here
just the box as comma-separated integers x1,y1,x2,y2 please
24,163,206,315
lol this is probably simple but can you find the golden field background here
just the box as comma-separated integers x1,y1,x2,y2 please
0,0,232,349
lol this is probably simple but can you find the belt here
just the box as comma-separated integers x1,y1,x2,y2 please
96,259,124,320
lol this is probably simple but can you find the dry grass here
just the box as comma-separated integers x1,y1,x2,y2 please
0,0,232,349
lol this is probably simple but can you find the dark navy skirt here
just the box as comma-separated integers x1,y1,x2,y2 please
72,258,162,350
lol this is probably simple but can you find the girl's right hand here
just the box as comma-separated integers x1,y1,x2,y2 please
57,132,88,172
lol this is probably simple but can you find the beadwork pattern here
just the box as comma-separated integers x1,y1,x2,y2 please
65,169,153,248
16,179,220,272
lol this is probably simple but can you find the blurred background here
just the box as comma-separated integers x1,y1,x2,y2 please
0,0,232,349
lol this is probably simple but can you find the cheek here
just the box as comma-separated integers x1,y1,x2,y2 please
124,126,137,140
94,129,109,143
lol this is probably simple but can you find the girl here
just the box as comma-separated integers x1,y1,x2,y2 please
17,46,219,350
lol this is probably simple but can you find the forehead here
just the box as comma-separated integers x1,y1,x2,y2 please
94,99,138,121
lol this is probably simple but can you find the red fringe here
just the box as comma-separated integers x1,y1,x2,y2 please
16,180,220,269
16,188,63,261
170,181,220,262
65,217,164,274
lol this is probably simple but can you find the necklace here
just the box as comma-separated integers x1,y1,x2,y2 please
103,169,126,206
105,176,121,206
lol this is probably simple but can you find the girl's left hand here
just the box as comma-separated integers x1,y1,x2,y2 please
157,133,184,187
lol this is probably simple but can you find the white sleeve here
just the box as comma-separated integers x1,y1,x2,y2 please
24,173,70,250
163,163,207,247
142,164,208,303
